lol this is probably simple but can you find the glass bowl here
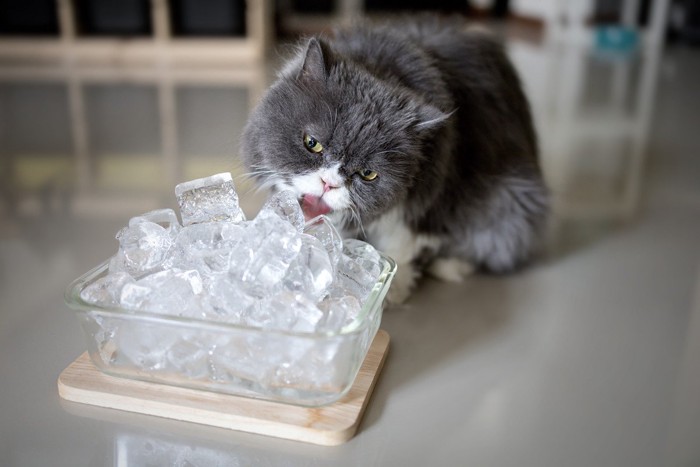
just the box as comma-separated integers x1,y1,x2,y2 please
65,255,396,407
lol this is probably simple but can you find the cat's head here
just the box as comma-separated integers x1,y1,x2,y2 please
241,37,448,229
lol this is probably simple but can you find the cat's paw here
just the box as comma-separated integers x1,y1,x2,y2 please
426,258,475,282
386,263,419,305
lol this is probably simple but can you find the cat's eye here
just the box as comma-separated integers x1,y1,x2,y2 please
303,133,323,153
358,169,378,181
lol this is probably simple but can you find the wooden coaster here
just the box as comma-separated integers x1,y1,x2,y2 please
58,329,390,446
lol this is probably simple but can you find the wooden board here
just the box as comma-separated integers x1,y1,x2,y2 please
58,329,390,446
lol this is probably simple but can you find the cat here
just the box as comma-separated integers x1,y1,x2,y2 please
240,16,549,304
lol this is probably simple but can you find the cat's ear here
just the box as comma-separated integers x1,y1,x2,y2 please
298,37,334,83
415,103,452,133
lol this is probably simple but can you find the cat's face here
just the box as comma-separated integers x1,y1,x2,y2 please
241,38,447,229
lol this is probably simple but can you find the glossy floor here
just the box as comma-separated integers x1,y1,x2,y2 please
1,34,699,466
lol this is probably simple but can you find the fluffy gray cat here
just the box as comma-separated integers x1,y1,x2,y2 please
241,17,549,303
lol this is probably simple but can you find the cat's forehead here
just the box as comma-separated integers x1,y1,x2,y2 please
283,60,421,154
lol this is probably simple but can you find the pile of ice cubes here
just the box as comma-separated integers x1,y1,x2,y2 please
78,173,388,396
81,172,384,333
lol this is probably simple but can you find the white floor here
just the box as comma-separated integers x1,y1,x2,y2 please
1,35,699,466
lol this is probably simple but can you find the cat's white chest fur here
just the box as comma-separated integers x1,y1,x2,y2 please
365,206,437,262
365,206,475,303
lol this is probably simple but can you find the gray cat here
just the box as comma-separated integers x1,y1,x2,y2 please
241,17,549,303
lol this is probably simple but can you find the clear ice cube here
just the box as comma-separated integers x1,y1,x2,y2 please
203,274,258,322
333,253,380,301
233,214,302,297
175,172,245,226
343,238,382,279
257,190,305,232
172,222,246,277
256,291,324,333
283,234,334,301
119,269,203,317
303,215,343,271
208,335,271,384
208,333,315,387
118,282,151,310
80,272,133,307
110,221,174,276
116,321,179,371
165,336,210,379
129,208,181,238
273,338,346,388
317,295,362,332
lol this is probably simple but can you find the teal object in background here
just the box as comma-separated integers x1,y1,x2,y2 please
595,25,640,53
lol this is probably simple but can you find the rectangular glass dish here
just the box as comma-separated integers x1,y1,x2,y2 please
65,255,396,407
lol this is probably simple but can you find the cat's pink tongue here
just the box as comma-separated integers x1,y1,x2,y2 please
301,194,331,220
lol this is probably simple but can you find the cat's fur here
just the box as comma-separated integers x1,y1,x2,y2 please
241,17,549,303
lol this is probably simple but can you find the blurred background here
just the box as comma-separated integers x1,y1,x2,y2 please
1,1,700,466
0,0,697,223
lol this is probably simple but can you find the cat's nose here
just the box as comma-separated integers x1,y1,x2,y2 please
321,178,339,193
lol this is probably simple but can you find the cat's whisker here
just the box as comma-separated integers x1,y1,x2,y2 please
236,165,285,182
235,172,273,195
237,171,283,197
252,177,280,194
348,202,367,240
237,170,277,181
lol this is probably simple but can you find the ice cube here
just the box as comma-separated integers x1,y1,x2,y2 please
129,208,181,238
165,337,210,379
317,295,362,332
333,253,380,301
257,190,305,232
80,272,133,307
343,238,382,279
303,215,343,271
283,234,333,301
209,332,315,387
119,269,203,317
110,221,174,276
172,222,246,277
208,335,270,384
87,314,119,365
272,338,346,388
233,214,302,297
116,321,179,371
203,274,258,322
175,172,245,226
255,291,324,332
118,282,151,310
